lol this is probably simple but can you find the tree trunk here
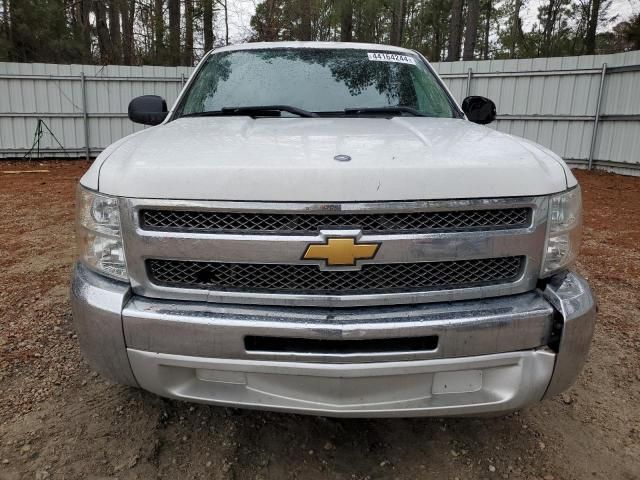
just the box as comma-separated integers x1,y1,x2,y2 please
400,0,407,43
584,0,601,54
300,0,311,40
429,0,444,61
223,0,228,45
1,0,6,44
482,0,491,59
121,0,135,64
184,0,193,65
432,28,441,61
340,0,352,41
3,0,12,60
215,0,228,45
154,0,165,63
264,0,278,41
168,0,179,64
203,0,214,51
447,0,463,61
541,0,560,56
93,0,113,63
390,0,405,46
74,0,92,62
108,0,121,63
463,0,479,60
511,0,522,57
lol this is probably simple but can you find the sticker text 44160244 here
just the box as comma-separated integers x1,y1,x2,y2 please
367,52,417,65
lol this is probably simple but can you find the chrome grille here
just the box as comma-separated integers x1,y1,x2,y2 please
123,196,547,307
147,257,524,294
140,208,531,234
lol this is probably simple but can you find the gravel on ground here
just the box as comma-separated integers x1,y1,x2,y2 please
0,161,638,480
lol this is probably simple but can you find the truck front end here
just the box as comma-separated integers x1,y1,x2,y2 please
71,42,595,417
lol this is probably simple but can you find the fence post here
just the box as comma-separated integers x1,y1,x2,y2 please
81,71,90,161
588,63,607,170
181,73,186,88
466,67,473,97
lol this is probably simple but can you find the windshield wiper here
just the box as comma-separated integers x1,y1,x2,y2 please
182,105,318,118
343,106,427,117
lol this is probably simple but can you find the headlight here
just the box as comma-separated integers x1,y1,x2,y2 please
541,186,582,276
76,186,128,281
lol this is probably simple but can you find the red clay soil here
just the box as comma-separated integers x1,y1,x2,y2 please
0,161,638,480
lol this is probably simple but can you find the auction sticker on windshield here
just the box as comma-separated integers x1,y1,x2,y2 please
367,52,416,65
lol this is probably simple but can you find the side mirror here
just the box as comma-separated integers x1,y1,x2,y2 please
461,96,496,125
128,95,168,126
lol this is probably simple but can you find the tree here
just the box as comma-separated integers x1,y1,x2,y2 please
540,0,566,55
352,0,384,43
390,0,405,46
584,0,602,53
93,0,113,63
216,0,229,45
447,0,464,60
622,13,640,49
73,0,92,62
463,0,480,59
511,0,523,56
0,0,637,67
184,0,194,65
121,0,135,64
481,0,492,59
429,0,449,61
108,0,122,63
168,0,179,64
340,0,353,41
566,0,591,54
251,0,280,41
300,0,311,40
154,0,165,63
203,0,214,51
0,0,9,60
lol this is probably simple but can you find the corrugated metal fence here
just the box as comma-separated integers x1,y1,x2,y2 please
0,64,191,159
434,51,640,175
1,50,639,174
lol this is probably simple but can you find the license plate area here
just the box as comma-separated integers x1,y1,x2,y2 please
244,335,438,354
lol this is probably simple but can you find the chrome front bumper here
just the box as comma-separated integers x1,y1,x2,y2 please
71,264,596,417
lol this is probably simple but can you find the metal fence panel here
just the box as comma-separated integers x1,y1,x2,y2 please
0,62,190,157
431,50,640,173
0,51,639,174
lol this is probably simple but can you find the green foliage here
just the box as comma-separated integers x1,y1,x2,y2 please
248,0,635,61
0,0,635,65
5,0,86,63
0,36,10,62
622,13,640,49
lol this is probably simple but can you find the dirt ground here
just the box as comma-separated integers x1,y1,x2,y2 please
0,161,638,480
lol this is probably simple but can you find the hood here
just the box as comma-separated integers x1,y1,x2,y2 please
91,117,569,201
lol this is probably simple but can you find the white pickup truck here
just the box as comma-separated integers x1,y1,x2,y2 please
71,42,596,417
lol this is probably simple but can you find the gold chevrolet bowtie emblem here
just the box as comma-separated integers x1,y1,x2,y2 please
303,238,380,266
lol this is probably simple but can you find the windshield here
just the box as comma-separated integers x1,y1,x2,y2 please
176,48,459,118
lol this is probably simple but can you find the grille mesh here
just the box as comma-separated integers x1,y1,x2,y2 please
147,257,524,294
141,208,530,234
